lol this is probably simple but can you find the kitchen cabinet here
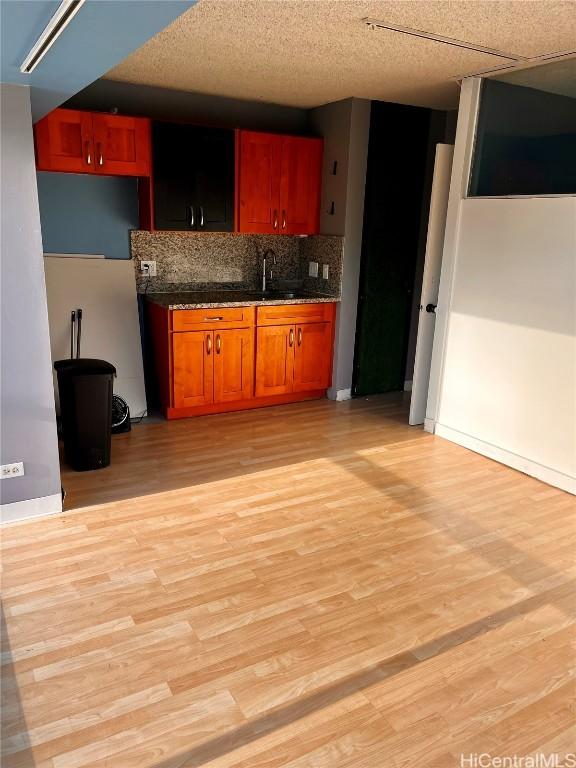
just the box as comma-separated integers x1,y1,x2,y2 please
147,301,335,419
213,328,254,403
91,114,151,176
255,325,295,397
173,330,214,408
255,318,332,397
35,108,151,177
34,109,93,174
173,326,253,409
153,122,234,231
237,130,322,235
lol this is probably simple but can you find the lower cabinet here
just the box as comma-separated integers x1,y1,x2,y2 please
147,300,336,419
255,325,295,396
173,330,213,408
173,328,253,409
255,322,332,397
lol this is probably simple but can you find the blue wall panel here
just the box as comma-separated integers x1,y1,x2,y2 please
37,172,138,260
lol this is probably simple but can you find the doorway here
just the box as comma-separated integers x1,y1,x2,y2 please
352,101,453,397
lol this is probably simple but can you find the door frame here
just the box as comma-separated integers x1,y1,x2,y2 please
425,78,481,432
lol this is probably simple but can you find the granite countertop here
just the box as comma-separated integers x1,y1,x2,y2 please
145,289,340,310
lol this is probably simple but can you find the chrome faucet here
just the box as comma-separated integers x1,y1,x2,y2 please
262,249,276,293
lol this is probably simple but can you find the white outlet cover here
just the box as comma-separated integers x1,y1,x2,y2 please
308,261,319,278
1,462,24,479
322,264,329,280
140,260,157,277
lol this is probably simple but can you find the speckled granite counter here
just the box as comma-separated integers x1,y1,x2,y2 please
146,290,339,310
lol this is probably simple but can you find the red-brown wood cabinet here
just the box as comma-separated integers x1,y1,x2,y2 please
237,131,322,235
35,108,151,177
147,301,336,419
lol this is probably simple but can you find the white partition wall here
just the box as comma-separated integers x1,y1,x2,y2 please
428,78,576,494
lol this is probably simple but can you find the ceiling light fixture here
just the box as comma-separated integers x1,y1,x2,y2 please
20,0,86,74
363,18,527,62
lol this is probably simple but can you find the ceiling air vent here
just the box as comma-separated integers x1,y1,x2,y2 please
363,18,527,63
20,0,85,74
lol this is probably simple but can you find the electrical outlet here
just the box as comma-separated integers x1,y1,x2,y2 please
322,264,329,280
308,261,319,278
1,462,24,479
140,260,157,277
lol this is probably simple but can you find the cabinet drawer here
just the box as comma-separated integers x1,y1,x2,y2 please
172,306,255,331
257,302,335,326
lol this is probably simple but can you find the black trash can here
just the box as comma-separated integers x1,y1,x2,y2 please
54,359,116,471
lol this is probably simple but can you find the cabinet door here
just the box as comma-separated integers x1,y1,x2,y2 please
92,114,151,177
35,109,94,173
293,322,332,392
173,331,214,408
214,328,254,403
238,131,282,233
279,136,322,235
194,128,235,232
255,325,295,397
153,122,195,230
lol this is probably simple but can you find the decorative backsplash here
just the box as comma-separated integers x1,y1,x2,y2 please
130,231,343,296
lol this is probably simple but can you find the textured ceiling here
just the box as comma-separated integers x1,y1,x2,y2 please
105,0,576,110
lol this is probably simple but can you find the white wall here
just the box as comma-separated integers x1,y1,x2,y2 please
0,85,62,521
429,78,576,494
309,98,370,399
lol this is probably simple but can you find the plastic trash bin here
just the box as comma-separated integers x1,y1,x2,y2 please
54,358,116,471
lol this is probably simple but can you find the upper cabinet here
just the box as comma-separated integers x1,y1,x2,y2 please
34,110,323,235
35,108,151,177
153,123,234,232
237,131,322,235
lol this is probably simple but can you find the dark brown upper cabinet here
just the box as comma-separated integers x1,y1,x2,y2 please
152,122,235,232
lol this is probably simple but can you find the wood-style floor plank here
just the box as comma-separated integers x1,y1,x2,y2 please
1,394,574,768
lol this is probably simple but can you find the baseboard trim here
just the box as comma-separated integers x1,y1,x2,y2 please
434,424,576,495
403,380,413,392
1,493,63,525
328,388,352,402
424,418,435,434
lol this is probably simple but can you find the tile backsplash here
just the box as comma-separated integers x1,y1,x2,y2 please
130,231,343,296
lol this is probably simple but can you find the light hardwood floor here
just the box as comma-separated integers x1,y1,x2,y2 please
1,394,575,768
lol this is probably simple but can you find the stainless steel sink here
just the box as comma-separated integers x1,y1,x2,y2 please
248,291,297,300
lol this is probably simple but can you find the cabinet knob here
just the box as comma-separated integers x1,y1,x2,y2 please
216,334,221,354
273,209,278,229
297,327,302,346
289,328,294,347
206,334,212,355
282,209,286,229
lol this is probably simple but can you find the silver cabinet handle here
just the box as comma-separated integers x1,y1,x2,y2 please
297,327,302,346
189,206,195,228
273,209,278,229
289,328,294,347
97,142,103,166
204,316,223,321
85,140,91,165
282,209,286,229
206,334,212,355
199,206,204,228
216,334,221,354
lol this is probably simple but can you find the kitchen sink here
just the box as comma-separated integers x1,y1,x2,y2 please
248,291,298,300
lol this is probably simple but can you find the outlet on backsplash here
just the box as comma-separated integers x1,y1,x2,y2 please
308,262,319,278
140,260,157,277
322,264,329,280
